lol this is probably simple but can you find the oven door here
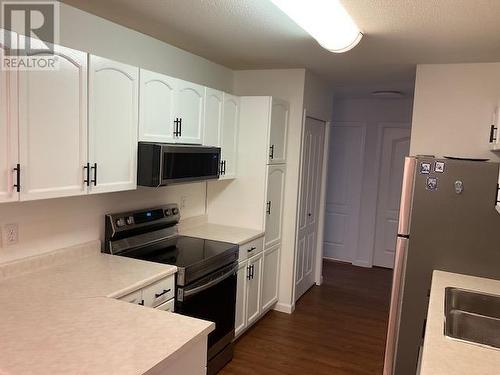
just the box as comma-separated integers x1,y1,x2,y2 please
161,145,220,185
176,262,237,359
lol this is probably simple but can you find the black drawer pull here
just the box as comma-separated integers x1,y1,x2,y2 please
138,300,144,306
247,247,257,253
155,289,171,298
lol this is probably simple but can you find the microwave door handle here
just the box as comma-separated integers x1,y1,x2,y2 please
181,265,237,299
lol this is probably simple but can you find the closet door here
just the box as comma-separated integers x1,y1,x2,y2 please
0,29,18,203
203,88,223,147
139,69,177,143
88,55,138,194
268,98,289,164
264,164,286,249
18,37,88,201
220,93,239,179
176,80,204,144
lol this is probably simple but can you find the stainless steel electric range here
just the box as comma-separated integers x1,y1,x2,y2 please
104,204,238,375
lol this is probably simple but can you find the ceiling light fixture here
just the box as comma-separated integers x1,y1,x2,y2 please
270,0,363,53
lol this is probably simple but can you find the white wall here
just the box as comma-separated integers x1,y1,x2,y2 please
327,97,413,266
0,4,233,263
60,3,233,91
410,63,500,161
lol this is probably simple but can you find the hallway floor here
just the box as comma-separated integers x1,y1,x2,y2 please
220,260,393,375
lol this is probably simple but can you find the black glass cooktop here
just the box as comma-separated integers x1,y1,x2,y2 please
130,236,237,268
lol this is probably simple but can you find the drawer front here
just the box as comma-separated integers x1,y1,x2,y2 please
142,276,175,307
238,236,264,262
156,299,175,312
119,290,143,305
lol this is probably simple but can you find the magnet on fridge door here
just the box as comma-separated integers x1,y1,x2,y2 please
435,161,446,173
420,162,431,174
426,177,438,191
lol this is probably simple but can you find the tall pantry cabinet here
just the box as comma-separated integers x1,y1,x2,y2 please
207,96,289,337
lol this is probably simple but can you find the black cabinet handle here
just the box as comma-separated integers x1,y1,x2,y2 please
13,164,20,192
247,266,251,280
139,299,144,306
83,163,90,186
91,163,97,186
251,264,255,279
496,184,500,206
155,289,171,298
173,118,181,137
269,144,275,159
247,247,256,253
179,118,182,137
490,125,498,143
266,201,272,215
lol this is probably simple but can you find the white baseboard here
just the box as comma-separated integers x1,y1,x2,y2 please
273,302,295,314
352,260,372,268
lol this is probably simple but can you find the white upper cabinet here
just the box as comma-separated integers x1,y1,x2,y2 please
220,93,239,179
139,69,176,143
18,38,88,201
176,80,205,144
88,55,138,194
268,98,289,164
264,164,286,249
0,30,18,203
203,88,223,147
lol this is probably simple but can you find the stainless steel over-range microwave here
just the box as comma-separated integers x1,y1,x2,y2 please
137,142,221,186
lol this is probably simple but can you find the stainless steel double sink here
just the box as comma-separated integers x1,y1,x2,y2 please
445,287,500,349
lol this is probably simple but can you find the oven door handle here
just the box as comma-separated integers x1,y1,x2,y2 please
181,264,237,299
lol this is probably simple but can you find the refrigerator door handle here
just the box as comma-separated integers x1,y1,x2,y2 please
383,236,409,375
398,157,417,236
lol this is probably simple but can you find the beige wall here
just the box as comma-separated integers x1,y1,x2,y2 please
410,63,500,161
0,4,233,263
303,70,333,121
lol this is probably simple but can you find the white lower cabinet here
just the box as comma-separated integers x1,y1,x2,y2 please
118,275,175,309
235,236,281,338
261,244,281,312
246,252,263,326
234,261,248,337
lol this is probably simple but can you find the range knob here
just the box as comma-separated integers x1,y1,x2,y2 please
172,207,179,215
126,216,134,225
164,209,172,217
115,218,126,227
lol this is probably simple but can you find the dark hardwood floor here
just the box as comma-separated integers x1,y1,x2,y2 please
220,260,392,375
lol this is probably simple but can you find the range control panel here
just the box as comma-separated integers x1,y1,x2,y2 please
105,204,180,238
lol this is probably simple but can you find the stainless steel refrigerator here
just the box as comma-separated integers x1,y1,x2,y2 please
383,156,500,375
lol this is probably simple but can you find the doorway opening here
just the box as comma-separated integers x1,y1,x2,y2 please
323,95,414,269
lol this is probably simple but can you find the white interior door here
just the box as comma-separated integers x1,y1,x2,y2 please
373,127,411,268
176,80,204,144
18,40,88,201
0,30,18,203
88,55,138,194
323,124,366,262
295,117,325,301
139,69,176,143
203,88,222,147
264,164,286,249
268,98,289,164
220,93,239,179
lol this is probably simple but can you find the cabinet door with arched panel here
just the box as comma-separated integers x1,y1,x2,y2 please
176,80,205,144
268,98,289,164
139,69,177,143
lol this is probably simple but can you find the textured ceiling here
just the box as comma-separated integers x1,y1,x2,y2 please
61,0,500,89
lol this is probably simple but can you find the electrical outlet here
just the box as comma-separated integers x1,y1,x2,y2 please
3,223,19,246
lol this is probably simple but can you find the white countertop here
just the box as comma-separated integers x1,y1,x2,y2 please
0,241,214,375
420,270,500,375
179,222,264,245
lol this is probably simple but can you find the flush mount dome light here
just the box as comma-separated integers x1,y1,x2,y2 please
270,0,363,53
